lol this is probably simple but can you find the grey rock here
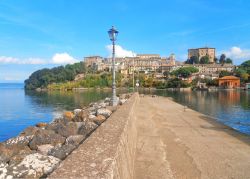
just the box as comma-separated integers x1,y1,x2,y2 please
88,114,96,119
92,115,106,126
119,99,127,105
65,135,85,146
46,122,78,138
78,121,98,137
28,129,65,150
51,117,69,125
48,144,76,160
73,109,82,115
8,146,33,166
96,108,112,118
19,126,39,136
37,144,54,155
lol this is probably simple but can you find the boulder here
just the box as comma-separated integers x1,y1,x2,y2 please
0,162,9,179
36,122,48,128
8,146,33,166
96,108,112,118
73,110,89,122
0,144,14,163
119,99,127,105
73,109,82,115
46,122,78,138
63,111,74,121
28,129,65,150
106,106,117,113
37,144,54,155
104,97,111,103
48,144,76,160
51,117,69,125
0,143,31,163
20,126,39,136
65,135,85,146
4,135,33,147
88,114,96,119
78,121,98,137
92,115,106,125
6,153,60,178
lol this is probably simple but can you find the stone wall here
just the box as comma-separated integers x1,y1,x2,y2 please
49,93,139,178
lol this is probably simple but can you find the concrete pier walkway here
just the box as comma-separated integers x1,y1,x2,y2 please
134,95,250,179
50,94,250,179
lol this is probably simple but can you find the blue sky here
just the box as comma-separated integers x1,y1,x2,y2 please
1,0,250,82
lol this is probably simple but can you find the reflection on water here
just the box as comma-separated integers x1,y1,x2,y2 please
0,83,249,142
140,89,250,135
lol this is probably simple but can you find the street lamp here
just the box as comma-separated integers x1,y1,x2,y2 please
108,26,119,106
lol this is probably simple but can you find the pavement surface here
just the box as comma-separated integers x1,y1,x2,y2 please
134,95,250,179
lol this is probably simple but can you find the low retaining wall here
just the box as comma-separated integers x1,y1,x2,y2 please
49,93,139,179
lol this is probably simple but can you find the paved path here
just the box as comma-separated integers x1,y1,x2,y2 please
134,95,250,179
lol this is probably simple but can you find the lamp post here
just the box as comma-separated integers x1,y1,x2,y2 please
108,26,119,106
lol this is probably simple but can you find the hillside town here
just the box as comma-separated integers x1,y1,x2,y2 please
84,47,246,89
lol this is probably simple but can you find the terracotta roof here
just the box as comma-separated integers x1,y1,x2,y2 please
219,76,240,80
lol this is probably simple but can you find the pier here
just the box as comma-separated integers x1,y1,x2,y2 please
49,93,250,179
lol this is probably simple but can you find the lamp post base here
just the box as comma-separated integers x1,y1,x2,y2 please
111,96,119,106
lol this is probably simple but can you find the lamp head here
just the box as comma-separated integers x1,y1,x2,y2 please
108,26,119,41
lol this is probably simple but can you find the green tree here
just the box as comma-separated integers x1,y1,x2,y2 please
190,56,199,64
214,57,218,63
225,58,233,64
219,54,226,64
219,70,231,77
200,55,210,64
171,67,199,78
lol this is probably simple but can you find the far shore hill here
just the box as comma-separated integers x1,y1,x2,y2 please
24,58,250,91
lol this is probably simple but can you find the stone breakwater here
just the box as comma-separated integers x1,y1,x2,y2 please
0,93,132,179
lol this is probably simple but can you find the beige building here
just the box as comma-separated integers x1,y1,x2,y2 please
188,47,215,63
84,56,104,71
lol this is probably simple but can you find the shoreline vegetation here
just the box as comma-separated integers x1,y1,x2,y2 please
0,93,132,178
24,60,250,92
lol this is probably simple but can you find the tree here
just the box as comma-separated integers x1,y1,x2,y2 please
219,54,226,64
163,71,170,79
200,55,209,64
225,58,233,64
214,57,218,63
219,70,231,77
190,56,199,64
171,67,199,78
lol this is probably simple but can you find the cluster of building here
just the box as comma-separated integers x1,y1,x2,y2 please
84,47,236,82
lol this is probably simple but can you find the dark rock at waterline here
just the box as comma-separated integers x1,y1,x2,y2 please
46,122,78,138
28,129,66,150
20,126,39,136
48,144,76,160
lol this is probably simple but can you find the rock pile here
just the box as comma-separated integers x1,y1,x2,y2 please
0,93,132,178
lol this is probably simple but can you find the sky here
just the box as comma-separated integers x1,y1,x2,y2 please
0,0,250,82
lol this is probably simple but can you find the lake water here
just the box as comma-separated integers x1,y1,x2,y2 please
0,83,249,142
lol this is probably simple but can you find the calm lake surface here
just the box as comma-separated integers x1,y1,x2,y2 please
0,83,249,142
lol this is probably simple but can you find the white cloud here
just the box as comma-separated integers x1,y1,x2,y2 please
0,53,78,65
106,45,136,58
221,46,250,65
222,46,250,60
0,56,46,64
51,53,77,64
